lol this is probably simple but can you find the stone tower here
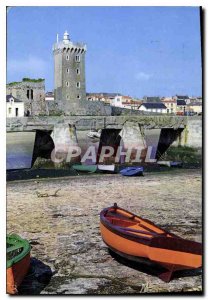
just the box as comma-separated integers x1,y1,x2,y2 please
53,31,87,112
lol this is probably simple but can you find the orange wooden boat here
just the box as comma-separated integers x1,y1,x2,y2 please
7,234,31,294
100,203,202,282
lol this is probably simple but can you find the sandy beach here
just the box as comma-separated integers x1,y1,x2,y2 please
7,169,202,294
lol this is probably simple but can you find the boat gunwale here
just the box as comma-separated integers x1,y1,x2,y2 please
7,234,31,269
100,204,176,239
100,205,202,255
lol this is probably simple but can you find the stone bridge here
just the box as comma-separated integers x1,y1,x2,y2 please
6,115,202,170
6,115,202,148
7,115,187,131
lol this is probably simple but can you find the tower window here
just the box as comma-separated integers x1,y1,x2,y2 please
76,82,80,88
66,82,69,87
27,90,30,99
66,95,69,99
66,55,69,60
77,95,80,99
8,107,12,114
31,89,33,100
66,68,69,73
75,55,80,62
76,68,80,75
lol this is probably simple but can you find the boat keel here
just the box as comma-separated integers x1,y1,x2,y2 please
158,265,175,282
158,270,173,282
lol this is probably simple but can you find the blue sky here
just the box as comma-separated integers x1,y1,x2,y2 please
7,6,202,97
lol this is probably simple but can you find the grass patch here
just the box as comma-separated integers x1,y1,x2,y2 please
7,81,22,86
162,146,201,164
7,78,44,86
22,78,44,82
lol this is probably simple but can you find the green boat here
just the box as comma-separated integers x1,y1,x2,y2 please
72,164,98,173
7,234,31,294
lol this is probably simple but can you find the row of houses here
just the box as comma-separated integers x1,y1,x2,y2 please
6,91,202,118
86,93,202,115
161,98,202,115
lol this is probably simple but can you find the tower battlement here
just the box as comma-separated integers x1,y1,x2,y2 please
53,39,87,52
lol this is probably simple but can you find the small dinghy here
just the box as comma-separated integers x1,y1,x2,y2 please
97,164,116,173
72,164,97,173
170,161,183,168
87,130,101,139
157,161,183,168
7,234,31,294
100,204,202,282
120,166,143,176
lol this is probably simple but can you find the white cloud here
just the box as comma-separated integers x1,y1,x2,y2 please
135,72,152,81
7,56,47,77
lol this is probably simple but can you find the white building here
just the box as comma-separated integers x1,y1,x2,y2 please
110,95,141,110
45,92,54,101
6,95,24,117
110,95,123,107
138,102,167,114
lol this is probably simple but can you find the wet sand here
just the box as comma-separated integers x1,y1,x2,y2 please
7,169,202,294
